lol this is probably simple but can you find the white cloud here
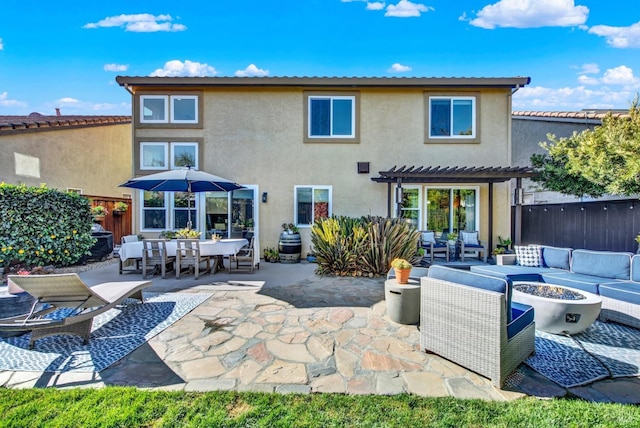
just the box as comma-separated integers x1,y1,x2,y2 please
385,1,433,18
577,75,599,85
469,0,588,29
235,64,269,77
513,85,634,111
387,63,412,73
579,63,600,74
0,38,4,50
150,60,217,77
83,14,186,32
104,63,128,72
0,91,27,107
601,65,636,85
367,2,386,11
50,98,130,115
589,21,640,48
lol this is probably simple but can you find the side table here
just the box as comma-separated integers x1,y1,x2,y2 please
384,278,420,324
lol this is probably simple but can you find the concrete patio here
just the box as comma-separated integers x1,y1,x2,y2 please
1,258,639,403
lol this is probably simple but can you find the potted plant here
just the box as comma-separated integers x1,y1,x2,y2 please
391,258,412,284
113,201,128,213
446,232,458,245
279,222,301,263
497,235,512,252
635,234,640,254
91,205,108,219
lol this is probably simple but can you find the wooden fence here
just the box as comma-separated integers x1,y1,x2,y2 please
513,199,640,253
86,195,132,245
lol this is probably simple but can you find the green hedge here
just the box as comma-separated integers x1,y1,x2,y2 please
0,183,95,269
311,216,420,276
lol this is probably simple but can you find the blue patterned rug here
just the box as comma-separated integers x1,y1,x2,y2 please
0,292,210,373
525,321,640,388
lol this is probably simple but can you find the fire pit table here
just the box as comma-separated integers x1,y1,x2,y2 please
512,281,602,334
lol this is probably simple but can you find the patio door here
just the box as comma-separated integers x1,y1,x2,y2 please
426,187,478,235
204,186,258,240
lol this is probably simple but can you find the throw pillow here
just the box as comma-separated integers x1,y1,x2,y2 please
515,245,542,267
421,231,436,245
461,231,479,245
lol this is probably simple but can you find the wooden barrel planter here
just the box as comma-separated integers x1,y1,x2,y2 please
278,232,301,264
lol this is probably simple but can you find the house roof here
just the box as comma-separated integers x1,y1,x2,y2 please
371,165,538,184
116,76,531,90
512,110,629,125
0,113,131,135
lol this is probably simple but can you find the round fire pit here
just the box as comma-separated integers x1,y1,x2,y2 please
512,282,602,334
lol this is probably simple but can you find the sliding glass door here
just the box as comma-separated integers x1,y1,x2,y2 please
426,187,478,234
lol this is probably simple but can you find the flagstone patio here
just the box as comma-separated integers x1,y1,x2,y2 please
1,259,640,403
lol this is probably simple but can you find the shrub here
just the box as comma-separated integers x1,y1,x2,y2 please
311,216,420,277
0,183,95,269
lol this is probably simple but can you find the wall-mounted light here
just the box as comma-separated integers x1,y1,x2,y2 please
560,206,565,212
581,206,585,211
604,206,608,211
544,207,548,212
630,204,635,210
262,192,268,203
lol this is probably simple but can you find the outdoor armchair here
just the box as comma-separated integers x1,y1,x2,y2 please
419,231,449,263
420,265,535,387
459,231,488,263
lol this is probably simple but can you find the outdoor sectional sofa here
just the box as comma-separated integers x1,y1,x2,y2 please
470,246,640,330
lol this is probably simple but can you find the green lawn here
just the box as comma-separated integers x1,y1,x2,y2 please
1,388,638,427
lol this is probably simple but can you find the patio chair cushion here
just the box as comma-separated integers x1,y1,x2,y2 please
460,231,479,245
515,245,542,267
428,265,513,322
540,246,572,270
507,301,535,340
421,231,436,245
599,281,640,306
570,249,632,280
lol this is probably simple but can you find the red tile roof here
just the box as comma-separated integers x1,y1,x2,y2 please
0,113,131,134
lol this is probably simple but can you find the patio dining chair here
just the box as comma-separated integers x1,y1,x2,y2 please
175,239,212,279
119,234,142,274
230,237,258,273
142,239,175,279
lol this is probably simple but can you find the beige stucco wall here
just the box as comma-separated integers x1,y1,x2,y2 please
0,124,132,197
131,86,515,253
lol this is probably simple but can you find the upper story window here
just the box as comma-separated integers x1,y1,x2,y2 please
139,93,201,126
427,95,477,140
139,141,199,171
304,92,359,143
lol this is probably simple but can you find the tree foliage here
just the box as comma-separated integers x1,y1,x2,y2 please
531,97,640,197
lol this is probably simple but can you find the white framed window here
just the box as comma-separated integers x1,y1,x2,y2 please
295,185,332,227
140,191,198,231
141,191,167,230
308,96,355,138
429,96,476,139
171,143,198,169
171,95,198,123
140,142,168,170
140,95,169,123
395,186,422,229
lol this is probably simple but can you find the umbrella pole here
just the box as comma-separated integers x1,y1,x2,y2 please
187,182,193,230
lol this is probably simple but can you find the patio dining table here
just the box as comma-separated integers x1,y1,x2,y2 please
119,238,249,273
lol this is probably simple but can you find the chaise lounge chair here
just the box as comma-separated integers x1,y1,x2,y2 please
0,273,151,348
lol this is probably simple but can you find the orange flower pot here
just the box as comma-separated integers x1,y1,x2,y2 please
394,268,411,284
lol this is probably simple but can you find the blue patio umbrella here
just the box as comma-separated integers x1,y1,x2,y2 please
120,167,244,228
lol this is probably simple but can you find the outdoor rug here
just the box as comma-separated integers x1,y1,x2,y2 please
524,321,640,388
0,292,210,373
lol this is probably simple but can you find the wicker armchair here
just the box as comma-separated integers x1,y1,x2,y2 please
420,265,535,387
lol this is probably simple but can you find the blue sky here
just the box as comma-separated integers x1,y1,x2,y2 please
1,0,639,115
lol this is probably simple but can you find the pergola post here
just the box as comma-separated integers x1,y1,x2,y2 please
514,177,523,245
488,182,494,254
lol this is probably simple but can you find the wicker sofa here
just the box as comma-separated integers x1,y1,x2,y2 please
471,246,640,329
420,265,535,387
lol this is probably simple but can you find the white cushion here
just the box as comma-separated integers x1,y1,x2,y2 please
461,231,479,245
515,245,542,267
421,231,436,245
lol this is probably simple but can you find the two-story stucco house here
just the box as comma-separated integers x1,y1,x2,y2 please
116,76,532,255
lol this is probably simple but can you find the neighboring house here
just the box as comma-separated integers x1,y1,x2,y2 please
0,112,133,242
512,110,630,205
116,76,531,253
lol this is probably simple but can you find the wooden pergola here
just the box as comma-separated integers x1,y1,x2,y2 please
371,165,538,251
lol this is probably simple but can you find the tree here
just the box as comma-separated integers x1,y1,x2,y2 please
531,97,640,197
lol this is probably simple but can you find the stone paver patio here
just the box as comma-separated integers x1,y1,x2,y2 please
2,260,640,403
